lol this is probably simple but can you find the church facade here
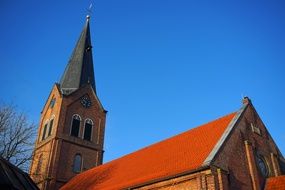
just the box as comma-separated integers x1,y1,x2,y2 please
29,16,106,190
29,16,285,190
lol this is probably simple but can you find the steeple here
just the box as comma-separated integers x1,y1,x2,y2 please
60,15,96,95
30,14,106,190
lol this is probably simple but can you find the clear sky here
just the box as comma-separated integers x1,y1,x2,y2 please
1,0,285,163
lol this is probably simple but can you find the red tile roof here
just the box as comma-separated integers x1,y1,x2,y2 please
265,176,285,190
61,112,236,190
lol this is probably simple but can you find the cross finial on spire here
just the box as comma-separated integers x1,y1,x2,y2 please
87,3,93,19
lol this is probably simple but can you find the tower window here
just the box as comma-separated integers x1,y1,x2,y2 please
70,114,81,137
49,98,56,108
48,119,54,137
83,119,93,141
72,154,82,173
42,123,48,140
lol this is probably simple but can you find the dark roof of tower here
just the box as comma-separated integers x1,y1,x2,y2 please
0,156,39,190
59,15,96,95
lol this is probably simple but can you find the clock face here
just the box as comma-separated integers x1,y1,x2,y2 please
256,155,268,177
80,96,92,108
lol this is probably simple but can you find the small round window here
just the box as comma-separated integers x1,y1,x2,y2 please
256,154,269,177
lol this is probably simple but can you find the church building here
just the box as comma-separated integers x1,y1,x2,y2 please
29,16,285,190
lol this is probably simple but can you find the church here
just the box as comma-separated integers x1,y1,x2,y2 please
29,16,285,190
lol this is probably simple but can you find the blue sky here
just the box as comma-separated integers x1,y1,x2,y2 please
0,0,284,163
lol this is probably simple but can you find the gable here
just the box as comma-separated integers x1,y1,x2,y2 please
56,84,106,138
212,103,285,189
40,83,62,117
36,84,62,143
61,112,236,190
62,84,105,112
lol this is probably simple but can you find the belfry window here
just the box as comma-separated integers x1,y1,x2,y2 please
48,119,54,137
72,154,82,173
42,123,48,140
70,114,81,137
83,119,93,141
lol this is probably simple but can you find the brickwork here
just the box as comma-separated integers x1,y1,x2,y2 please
135,169,215,190
30,84,106,190
245,140,261,190
206,173,216,190
218,169,230,190
217,168,224,190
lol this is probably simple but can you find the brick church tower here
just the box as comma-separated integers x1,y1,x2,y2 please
29,15,106,190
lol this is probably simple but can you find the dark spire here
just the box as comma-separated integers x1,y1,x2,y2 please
59,15,96,95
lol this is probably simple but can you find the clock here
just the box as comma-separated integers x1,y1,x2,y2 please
80,96,92,108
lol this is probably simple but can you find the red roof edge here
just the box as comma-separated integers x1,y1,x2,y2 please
264,175,285,190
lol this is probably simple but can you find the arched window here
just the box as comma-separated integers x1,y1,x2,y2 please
72,154,82,173
47,117,54,137
35,154,43,175
41,122,48,140
256,154,269,177
83,119,93,141
70,114,81,137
